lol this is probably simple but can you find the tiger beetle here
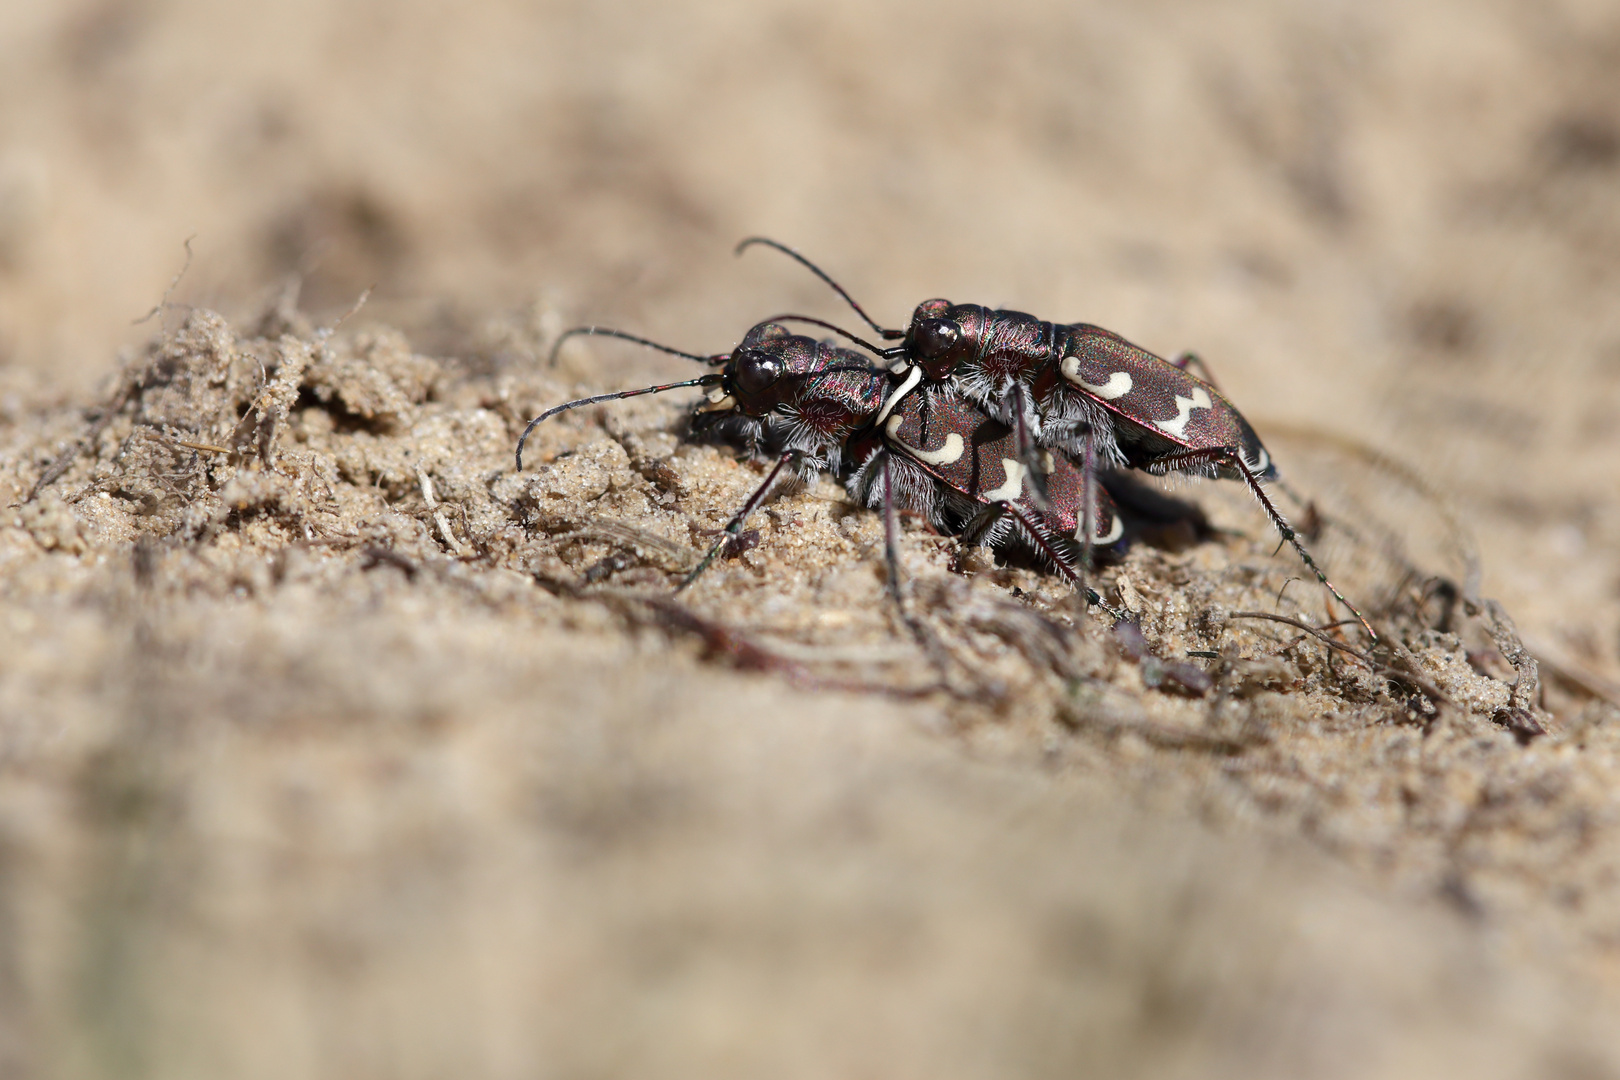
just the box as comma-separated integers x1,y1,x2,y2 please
519,320,886,588
734,237,1375,641
517,319,1124,622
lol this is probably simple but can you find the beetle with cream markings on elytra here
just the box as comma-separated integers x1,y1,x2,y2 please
518,318,1126,619
735,237,1373,640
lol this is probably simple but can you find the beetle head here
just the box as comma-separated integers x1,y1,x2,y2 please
905,299,983,379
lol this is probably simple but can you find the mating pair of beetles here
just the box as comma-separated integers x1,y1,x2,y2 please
518,239,1373,641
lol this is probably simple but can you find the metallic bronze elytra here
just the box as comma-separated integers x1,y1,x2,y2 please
736,237,1373,640
845,387,1125,606
870,392,1125,552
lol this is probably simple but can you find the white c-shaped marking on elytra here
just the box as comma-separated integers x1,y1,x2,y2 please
875,364,923,426
1086,513,1124,545
1060,356,1132,400
1151,386,1212,438
884,413,964,465
1248,444,1270,474
982,458,1027,503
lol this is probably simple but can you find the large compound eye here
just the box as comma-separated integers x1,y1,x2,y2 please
912,318,960,360
734,350,784,396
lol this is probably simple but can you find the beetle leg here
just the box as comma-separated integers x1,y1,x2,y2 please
676,449,799,593
1000,502,1125,621
1170,350,1222,390
957,501,1008,549
1008,381,1050,509
1080,422,1097,578
879,453,957,688
1150,446,1375,641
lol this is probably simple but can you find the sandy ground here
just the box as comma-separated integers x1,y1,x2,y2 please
3,1,1620,1077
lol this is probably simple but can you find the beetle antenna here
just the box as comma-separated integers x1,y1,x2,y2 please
516,374,724,470
548,326,727,368
736,238,902,340
757,314,904,358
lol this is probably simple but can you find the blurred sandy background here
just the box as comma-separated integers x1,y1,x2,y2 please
2,1,1620,1077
